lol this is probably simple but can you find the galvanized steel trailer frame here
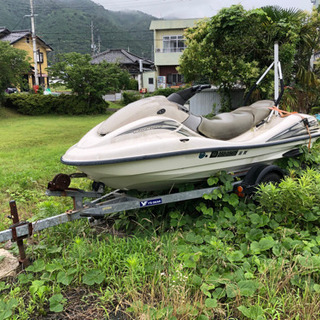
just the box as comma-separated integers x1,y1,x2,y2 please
1,184,233,245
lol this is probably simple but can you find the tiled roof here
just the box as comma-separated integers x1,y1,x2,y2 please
0,30,30,44
92,49,153,66
0,30,53,51
0,28,11,39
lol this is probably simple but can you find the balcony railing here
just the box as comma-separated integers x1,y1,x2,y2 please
155,48,186,53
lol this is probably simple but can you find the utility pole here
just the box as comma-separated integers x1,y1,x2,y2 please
90,21,95,56
29,0,39,86
97,34,101,54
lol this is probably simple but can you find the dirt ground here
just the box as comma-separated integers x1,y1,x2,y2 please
37,287,128,320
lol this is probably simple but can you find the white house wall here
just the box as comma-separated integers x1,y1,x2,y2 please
142,71,156,92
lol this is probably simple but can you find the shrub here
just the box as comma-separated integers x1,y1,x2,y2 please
121,91,141,105
145,87,180,98
128,78,138,91
256,168,320,227
4,93,109,115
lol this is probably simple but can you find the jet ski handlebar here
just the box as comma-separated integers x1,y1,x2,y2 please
167,84,211,105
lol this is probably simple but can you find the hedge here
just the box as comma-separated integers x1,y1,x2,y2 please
4,93,109,115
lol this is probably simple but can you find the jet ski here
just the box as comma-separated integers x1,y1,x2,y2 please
61,43,320,191
61,83,320,191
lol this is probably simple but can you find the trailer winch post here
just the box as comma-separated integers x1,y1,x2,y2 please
8,200,31,267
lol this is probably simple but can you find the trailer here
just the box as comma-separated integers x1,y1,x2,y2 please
0,164,285,266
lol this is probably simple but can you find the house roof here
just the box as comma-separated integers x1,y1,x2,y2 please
149,19,200,31
0,28,11,39
0,30,53,51
92,49,153,67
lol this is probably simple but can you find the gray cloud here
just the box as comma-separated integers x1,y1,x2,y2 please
92,0,314,18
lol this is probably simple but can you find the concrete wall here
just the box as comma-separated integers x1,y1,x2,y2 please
103,93,122,102
155,51,183,66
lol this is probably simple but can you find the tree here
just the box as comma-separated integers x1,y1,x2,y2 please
0,41,30,102
280,7,320,113
48,52,131,102
179,5,266,108
179,5,320,111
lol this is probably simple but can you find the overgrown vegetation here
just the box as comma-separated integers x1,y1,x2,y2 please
0,113,320,319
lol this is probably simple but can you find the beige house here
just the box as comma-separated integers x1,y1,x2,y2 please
149,19,200,89
0,28,53,89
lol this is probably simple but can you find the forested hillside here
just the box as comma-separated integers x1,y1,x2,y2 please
0,0,155,60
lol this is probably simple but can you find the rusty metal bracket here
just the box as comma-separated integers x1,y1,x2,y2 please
7,201,31,267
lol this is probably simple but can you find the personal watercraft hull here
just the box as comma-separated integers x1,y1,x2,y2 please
62,117,320,190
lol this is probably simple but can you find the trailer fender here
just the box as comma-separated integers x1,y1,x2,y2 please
235,164,285,195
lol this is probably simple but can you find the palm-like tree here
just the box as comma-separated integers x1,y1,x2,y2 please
261,6,320,113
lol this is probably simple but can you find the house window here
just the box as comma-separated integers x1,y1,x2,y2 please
167,73,184,86
37,51,44,63
148,78,154,85
163,35,186,53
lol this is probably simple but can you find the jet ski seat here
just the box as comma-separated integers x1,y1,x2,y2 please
198,100,274,140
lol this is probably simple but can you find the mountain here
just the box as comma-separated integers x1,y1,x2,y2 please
0,0,156,60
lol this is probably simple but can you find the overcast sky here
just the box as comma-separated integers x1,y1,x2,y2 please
92,0,315,19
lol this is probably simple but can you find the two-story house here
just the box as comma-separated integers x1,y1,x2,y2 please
0,28,53,89
149,19,199,89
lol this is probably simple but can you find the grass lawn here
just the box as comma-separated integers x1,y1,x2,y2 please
0,111,107,223
0,109,320,320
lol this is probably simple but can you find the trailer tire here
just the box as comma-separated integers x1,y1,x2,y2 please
241,164,284,195
256,171,283,185
255,165,284,185
242,164,268,186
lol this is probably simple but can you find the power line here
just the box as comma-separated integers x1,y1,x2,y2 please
39,30,152,35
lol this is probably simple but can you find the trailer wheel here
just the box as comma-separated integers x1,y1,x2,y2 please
242,164,268,186
241,164,284,195
257,171,283,185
